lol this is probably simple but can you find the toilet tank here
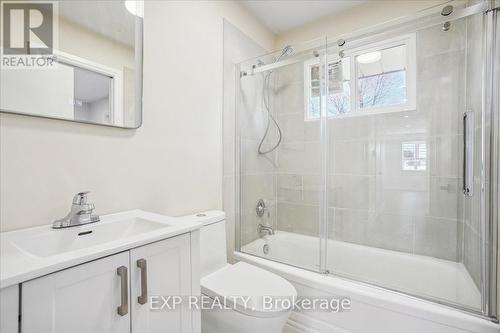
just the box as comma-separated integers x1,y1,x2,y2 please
182,211,227,277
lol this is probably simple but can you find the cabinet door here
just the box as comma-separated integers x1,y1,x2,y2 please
0,285,18,333
130,234,192,333
22,252,130,333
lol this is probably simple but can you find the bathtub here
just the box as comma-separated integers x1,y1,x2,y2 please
235,231,499,333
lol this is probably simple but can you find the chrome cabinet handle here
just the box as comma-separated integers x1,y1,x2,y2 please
117,266,129,316
137,259,148,305
463,111,474,196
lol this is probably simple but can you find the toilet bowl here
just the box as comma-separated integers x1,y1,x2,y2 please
189,211,297,333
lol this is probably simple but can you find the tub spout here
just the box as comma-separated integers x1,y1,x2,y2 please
258,223,275,236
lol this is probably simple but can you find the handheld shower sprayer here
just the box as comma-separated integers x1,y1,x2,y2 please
257,45,294,155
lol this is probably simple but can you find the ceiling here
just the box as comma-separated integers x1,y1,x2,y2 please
241,0,367,34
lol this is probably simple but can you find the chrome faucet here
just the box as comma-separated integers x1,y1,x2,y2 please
52,191,100,229
258,223,275,236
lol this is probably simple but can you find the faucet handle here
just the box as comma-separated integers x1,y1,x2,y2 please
72,191,90,205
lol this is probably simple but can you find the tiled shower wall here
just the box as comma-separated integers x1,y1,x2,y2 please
275,64,323,237
273,19,474,263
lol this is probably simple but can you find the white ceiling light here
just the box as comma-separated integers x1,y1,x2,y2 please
357,51,382,64
125,0,144,18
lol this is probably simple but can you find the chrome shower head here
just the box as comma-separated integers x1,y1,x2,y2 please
282,45,294,56
276,45,294,62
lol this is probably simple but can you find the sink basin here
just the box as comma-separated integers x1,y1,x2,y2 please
12,217,169,258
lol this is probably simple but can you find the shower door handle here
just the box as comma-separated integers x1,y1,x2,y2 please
463,111,474,196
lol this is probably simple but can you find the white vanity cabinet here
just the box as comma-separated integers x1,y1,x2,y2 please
22,234,196,333
23,252,131,333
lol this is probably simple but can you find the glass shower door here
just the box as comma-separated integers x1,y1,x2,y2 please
237,38,329,273
323,7,488,312
236,0,497,318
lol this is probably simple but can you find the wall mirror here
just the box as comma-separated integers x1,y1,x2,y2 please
0,1,143,128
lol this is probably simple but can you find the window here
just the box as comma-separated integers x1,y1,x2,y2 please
305,58,351,119
357,44,408,110
328,58,351,116
308,64,321,119
402,141,427,171
304,34,415,120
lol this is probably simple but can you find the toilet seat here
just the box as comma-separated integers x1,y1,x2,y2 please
201,262,297,318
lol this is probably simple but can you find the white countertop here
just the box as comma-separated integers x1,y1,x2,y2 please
0,210,202,289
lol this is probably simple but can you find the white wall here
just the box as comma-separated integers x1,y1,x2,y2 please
0,0,274,232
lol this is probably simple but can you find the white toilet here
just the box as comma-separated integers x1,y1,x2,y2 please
190,211,297,333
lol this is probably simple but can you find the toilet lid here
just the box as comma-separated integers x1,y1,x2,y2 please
201,262,297,318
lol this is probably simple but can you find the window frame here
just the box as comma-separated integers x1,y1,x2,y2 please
304,33,416,121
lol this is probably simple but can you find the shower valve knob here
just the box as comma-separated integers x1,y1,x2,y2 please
256,199,266,217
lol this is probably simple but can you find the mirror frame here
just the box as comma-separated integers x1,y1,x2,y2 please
0,16,143,129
